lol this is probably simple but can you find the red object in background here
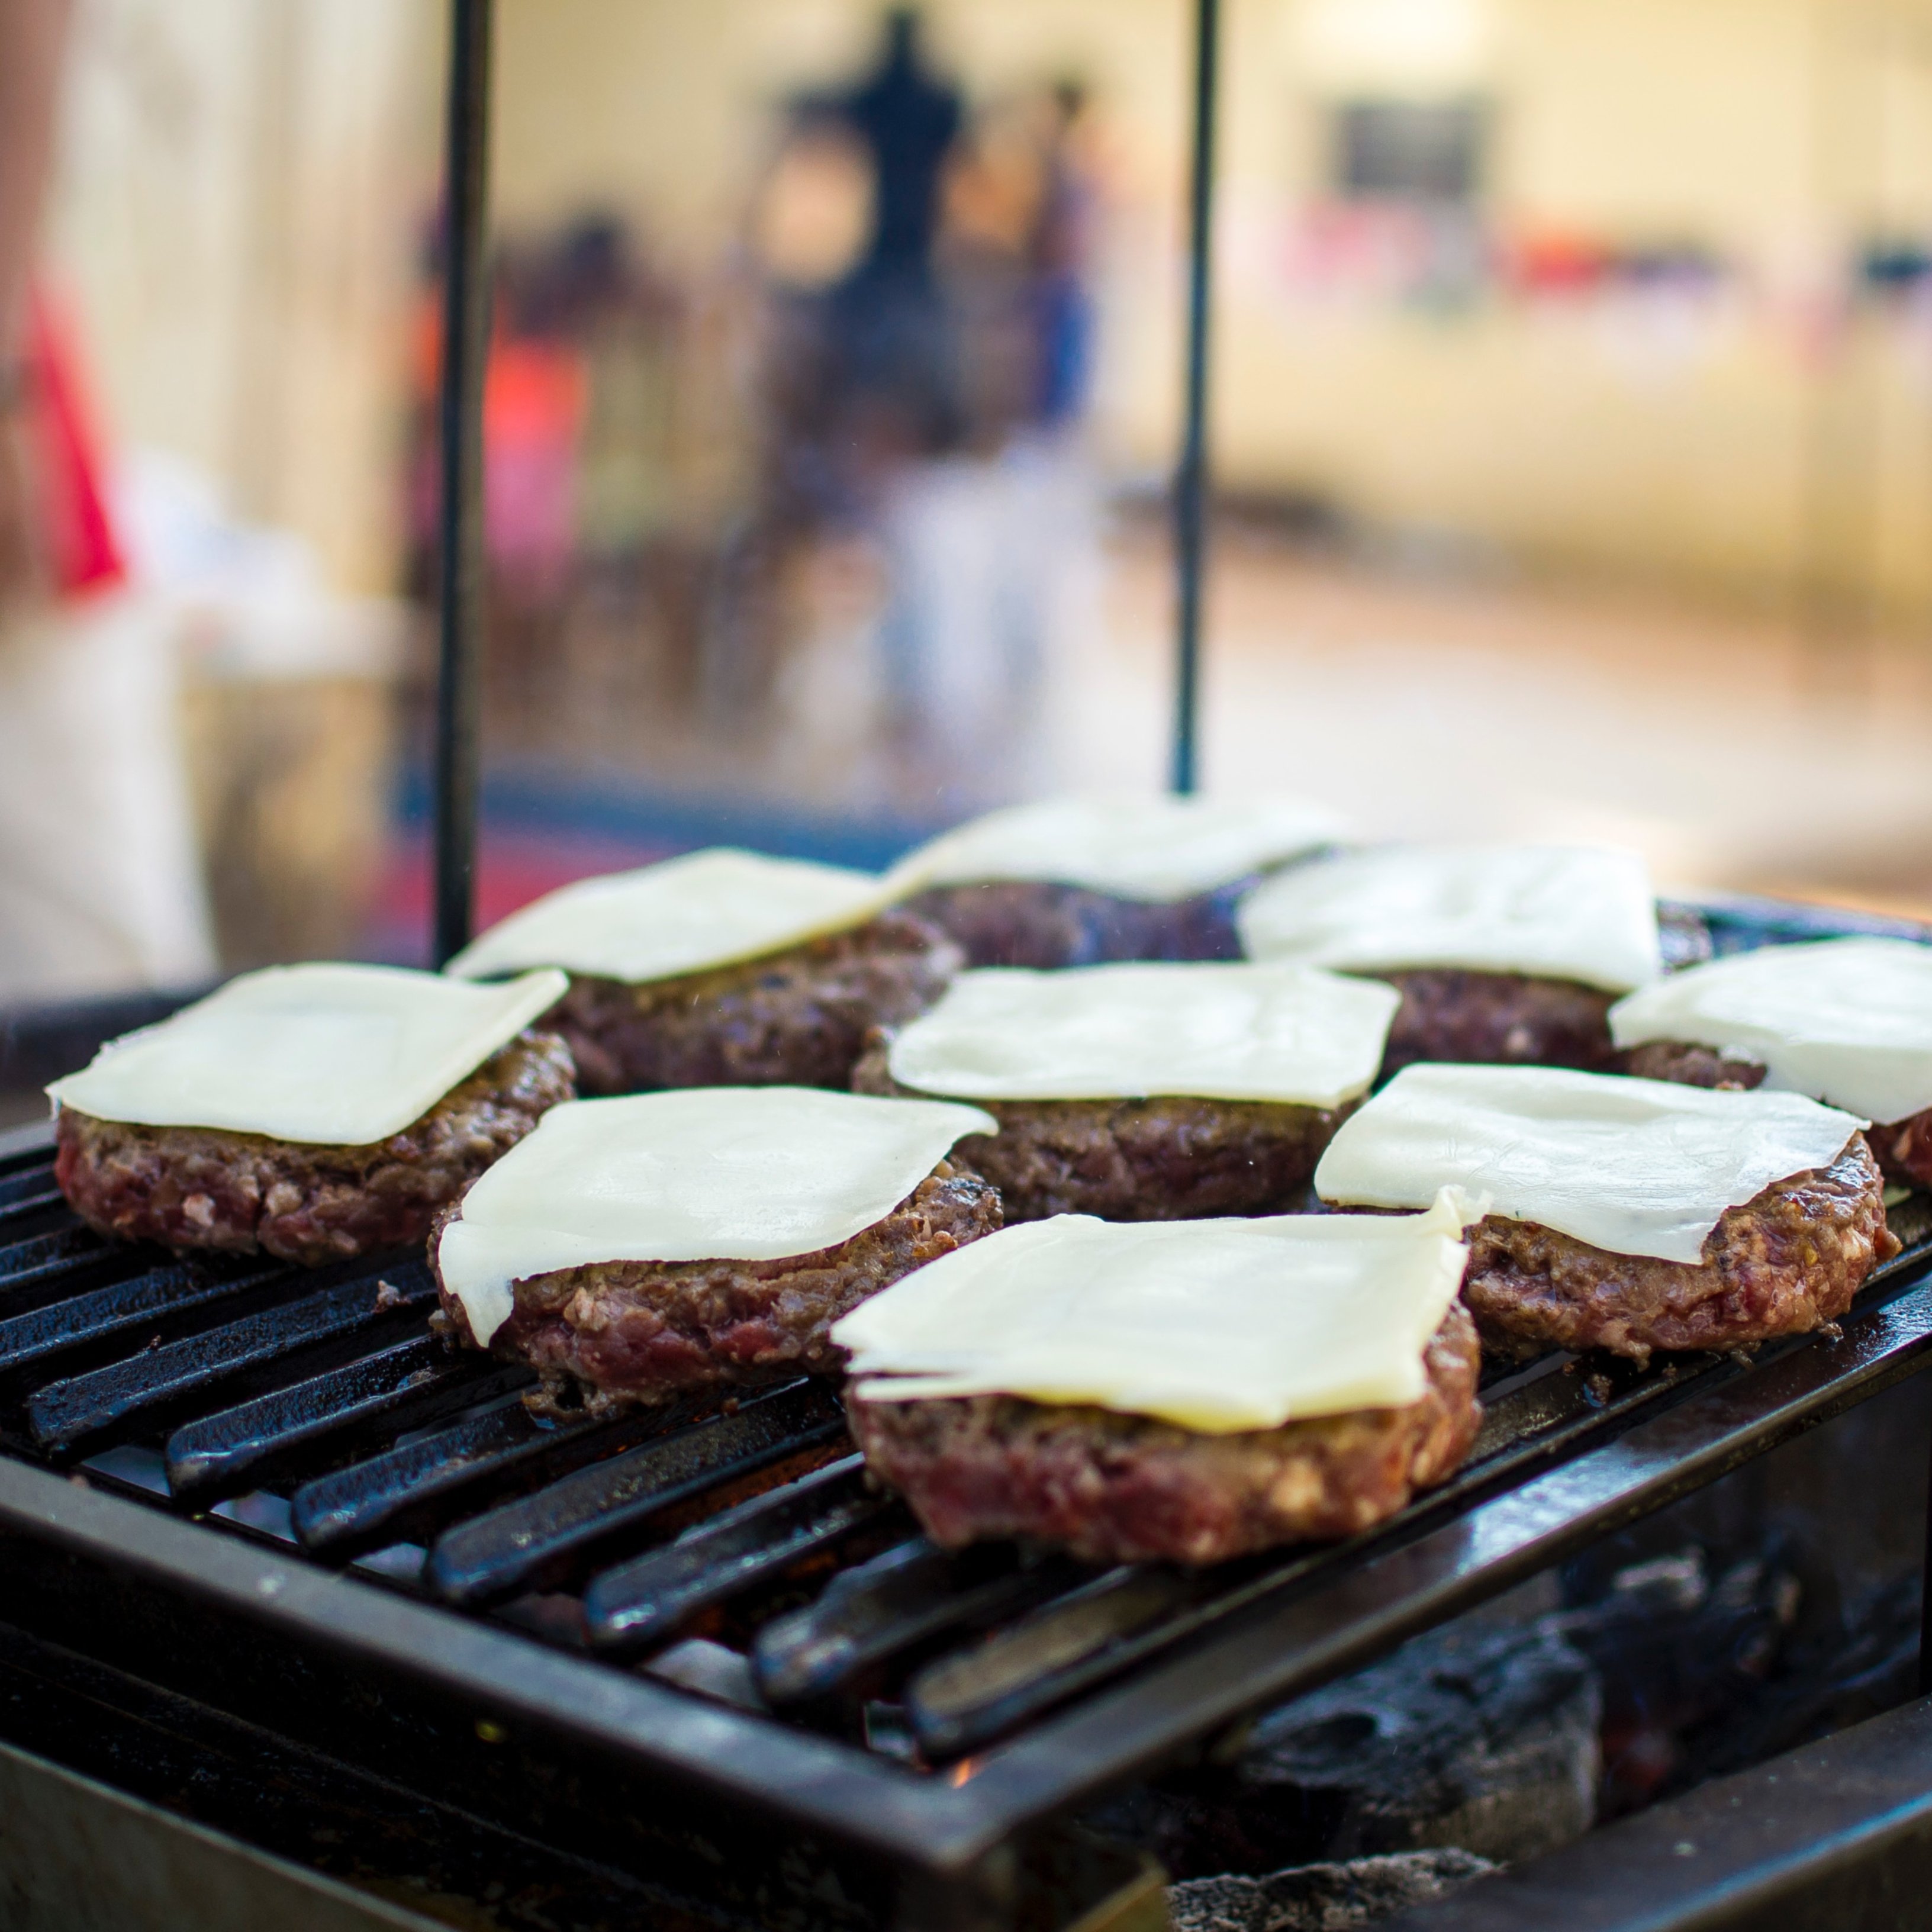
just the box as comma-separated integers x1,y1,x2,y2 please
408,294,588,590
1505,230,1615,295
22,285,127,599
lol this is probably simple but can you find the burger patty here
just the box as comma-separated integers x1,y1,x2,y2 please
436,1161,1000,1416
844,1303,1482,1566
852,1035,1343,1220
550,910,959,1095
1371,970,1618,1075
1460,1133,1896,1366
1621,1038,1932,1192
898,880,1251,970
1618,1040,1767,1091
55,1030,575,1268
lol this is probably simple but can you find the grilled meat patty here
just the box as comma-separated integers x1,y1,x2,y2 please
1353,907,1709,1078
845,1303,1482,1566
55,1030,575,1268
1621,1037,1932,1193
549,910,959,1095
1371,970,1618,1075
853,1035,1344,1221
1461,1133,1896,1365
435,1161,1000,1417
1618,1040,1767,1091
898,880,1251,970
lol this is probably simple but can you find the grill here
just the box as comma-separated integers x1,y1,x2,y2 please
4,906,1932,1928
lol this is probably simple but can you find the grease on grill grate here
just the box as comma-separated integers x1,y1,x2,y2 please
3,1122,1930,1775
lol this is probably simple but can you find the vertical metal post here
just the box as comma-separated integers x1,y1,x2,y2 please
432,0,494,967
1920,1402,1932,1697
1170,0,1220,796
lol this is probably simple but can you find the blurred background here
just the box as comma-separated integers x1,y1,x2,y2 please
14,0,1932,997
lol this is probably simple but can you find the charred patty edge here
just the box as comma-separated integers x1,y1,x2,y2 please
433,1158,1001,1416
550,909,960,1095
54,1029,576,1267
853,1033,1350,1222
845,1302,1482,1567
1460,1132,1898,1366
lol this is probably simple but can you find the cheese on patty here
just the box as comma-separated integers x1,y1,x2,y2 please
1238,843,1662,993
1314,1063,1863,1264
834,1189,1479,1433
437,1086,996,1345
1611,936,1932,1125
887,962,1398,1106
47,963,568,1147
445,847,894,986
885,794,1344,903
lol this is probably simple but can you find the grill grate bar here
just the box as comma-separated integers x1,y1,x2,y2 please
287,1392,686,1560
0,1186,64,1234
584,1451,893,1653
0,1255,285,1382
753,1536,1088,1709
427,1377,849,1606
25,1263,437,1454
0,1156,56,1205
887,1344,1758,1757
165,1336,534,1503
0,1226,143,1312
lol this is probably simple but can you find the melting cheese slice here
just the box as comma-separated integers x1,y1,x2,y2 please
1314,1063,1863,1264
445,848,895,986
885,794,1344,903
437,1087,996,1345
834,1188,1479,1432
1238,843,1663,992
1610,937,1932,1126
887,963,1399,1106
47,963,568,1146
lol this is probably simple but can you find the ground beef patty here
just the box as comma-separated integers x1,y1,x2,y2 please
1355,908,1708,1077
55,1030,575,1268
549,911,959,1094
898,880,1251,970
1461,1133,1897,1366
845,1303,1482,1566
1370,970,1618,1075
436,1161,1000,1416
853,1035,1345,1221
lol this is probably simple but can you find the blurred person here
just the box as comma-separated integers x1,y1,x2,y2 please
0,0,214,1003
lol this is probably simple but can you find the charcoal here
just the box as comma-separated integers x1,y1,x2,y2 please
1551,1543,1802,1814
1167,1849,1495,1932
1091,1619,1598,1877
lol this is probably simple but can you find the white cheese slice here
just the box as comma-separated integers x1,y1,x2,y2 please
884,794,1344,904
437,1087,997,1346
886,963,1399,1106
834,1187,1480,1433
1238,844,1663,992
1313,1063,1863,1264
47,963,568,1146
1609,937,1932,1126
444,848,894,986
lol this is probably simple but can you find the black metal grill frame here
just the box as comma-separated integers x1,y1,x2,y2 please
4,901,1932,1929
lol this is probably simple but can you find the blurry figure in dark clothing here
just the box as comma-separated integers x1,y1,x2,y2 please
842,10,962,285
818,8,967,468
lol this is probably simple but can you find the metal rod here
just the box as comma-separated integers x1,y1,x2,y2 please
431,0,494,966
1921,1389,1932,1696
1170,0,1220,796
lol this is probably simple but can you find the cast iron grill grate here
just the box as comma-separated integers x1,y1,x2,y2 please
2,896,1931,1908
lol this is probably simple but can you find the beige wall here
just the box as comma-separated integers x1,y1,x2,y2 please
46,0,1932,609
46,0,440,594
